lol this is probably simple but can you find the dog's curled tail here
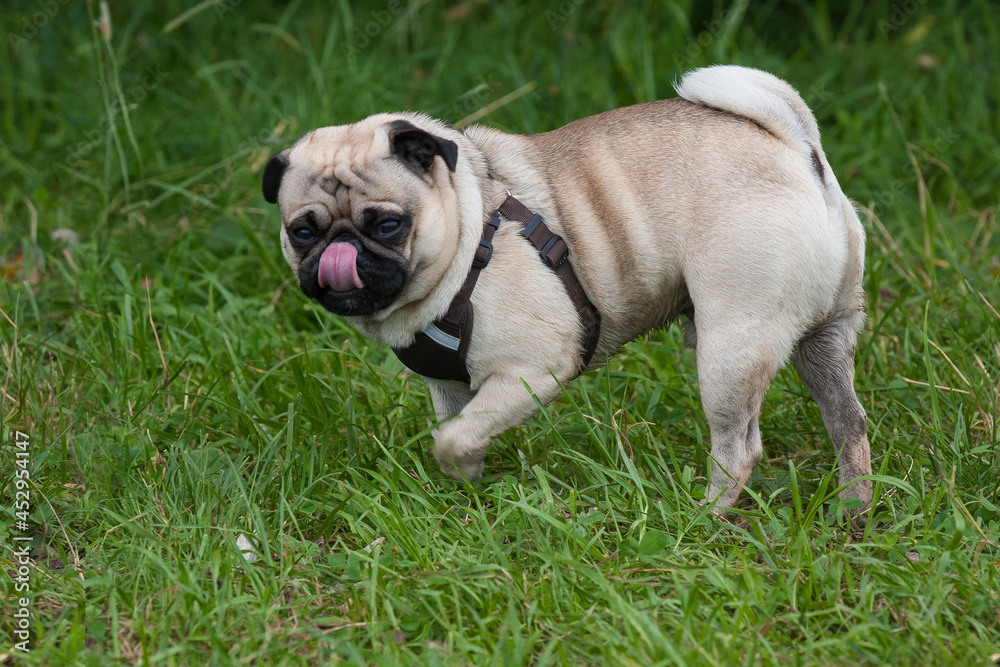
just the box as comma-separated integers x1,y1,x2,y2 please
680,66,864,329
675,66,831,185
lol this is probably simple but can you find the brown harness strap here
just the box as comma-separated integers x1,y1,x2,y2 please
392,195,601,383
497,196,602,371
392,214,499,384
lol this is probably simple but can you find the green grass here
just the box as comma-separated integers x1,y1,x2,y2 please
1,0,999,664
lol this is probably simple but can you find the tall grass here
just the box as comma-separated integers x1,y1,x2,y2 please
1,1,998,664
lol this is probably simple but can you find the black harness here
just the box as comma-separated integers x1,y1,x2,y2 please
392,195,602,384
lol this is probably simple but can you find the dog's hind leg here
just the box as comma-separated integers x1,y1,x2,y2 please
697,321,789,510
792,316,872,514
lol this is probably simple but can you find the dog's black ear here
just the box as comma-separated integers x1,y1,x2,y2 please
262,148,291,204
386,120,458,173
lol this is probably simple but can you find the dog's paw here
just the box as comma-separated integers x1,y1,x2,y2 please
706,480,743,512
433,424,486,481
437,456,485,481
838,474,872,526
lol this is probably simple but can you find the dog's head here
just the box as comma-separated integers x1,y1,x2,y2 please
263,114,472,319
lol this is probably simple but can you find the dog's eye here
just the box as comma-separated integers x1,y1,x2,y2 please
376,220,400,236
291,226,315,242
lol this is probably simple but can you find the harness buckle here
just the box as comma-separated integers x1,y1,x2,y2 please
539,235,569,269
522,214,543,238
472,239,493,269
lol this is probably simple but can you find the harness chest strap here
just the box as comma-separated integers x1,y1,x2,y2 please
392,195,602,383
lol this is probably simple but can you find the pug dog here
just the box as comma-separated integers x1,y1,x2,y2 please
262,65,872,514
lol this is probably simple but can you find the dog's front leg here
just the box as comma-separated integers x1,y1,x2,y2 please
427,380,477,421
432,370,566,480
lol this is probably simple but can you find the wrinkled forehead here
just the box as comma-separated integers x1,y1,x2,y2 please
288,119,392,189
278,119,420,218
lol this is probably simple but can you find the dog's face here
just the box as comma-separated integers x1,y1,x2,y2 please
263,116,461,318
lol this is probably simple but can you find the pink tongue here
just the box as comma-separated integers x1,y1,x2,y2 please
318,243,365,292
